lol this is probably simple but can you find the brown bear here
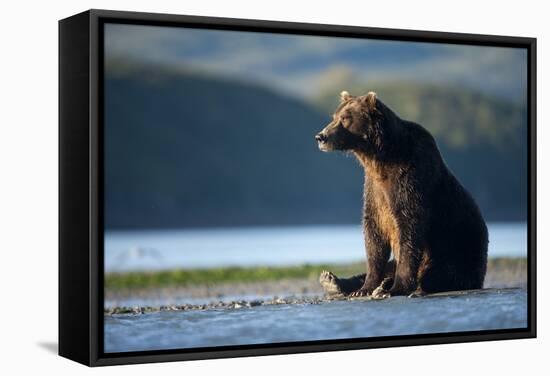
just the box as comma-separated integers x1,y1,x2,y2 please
315,91,488,298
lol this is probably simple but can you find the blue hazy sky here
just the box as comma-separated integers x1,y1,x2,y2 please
105,23,527,101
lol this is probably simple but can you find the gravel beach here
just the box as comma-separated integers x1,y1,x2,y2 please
105,259,527,313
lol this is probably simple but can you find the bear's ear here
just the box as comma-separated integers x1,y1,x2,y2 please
361,91,377,112
340,90,352,103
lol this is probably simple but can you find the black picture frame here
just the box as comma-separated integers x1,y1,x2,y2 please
59,9,537,367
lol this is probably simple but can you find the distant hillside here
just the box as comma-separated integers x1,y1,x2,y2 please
104,62,365,228
104,62,527,229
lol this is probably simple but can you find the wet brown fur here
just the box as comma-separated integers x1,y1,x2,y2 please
356,155,402,264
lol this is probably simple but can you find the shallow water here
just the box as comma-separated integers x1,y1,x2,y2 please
104,288,527,353
105,223,527,272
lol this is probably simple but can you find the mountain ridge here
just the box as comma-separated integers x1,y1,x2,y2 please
104,62,527,229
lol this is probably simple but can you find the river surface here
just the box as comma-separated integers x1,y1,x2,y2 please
104,288,527,353
104,222,527,272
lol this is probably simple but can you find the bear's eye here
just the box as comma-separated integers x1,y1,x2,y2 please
341,114,352,123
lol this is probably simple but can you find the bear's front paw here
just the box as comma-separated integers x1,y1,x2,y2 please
371,285,391,300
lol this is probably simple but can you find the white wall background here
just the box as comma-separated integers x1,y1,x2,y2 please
0,0,546,374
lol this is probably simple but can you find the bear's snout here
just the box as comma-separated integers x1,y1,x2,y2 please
315,133,327,143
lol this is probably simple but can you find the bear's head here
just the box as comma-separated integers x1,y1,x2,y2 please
315,91,382,153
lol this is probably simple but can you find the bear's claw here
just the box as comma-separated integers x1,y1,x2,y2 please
349,288,370,298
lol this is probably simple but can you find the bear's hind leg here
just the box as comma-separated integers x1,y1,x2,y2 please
320,260,396,297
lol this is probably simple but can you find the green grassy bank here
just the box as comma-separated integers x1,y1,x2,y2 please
105,257,526,291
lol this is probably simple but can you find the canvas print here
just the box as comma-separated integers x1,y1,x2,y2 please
102,22,528,353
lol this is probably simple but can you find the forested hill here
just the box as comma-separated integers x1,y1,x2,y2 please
104,62,527,229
